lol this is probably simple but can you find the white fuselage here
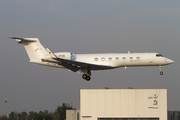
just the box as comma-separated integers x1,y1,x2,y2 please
33,52,174,70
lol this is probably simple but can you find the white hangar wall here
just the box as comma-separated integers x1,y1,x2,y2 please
80,89,167,120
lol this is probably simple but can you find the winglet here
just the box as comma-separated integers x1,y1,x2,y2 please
46,48,58,58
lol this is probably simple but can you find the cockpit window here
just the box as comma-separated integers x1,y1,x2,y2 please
156,54,163,57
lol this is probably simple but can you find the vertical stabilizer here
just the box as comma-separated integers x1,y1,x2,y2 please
9,37,48,60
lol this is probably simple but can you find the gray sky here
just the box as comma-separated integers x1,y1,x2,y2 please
0,0,180,114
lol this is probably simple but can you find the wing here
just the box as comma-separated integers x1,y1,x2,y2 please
42,48,112,72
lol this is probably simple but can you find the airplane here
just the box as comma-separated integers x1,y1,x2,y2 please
9,37,174,81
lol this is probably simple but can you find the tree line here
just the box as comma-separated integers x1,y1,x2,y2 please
0,105,75,120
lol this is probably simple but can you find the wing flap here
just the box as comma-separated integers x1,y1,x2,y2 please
56,58,112,70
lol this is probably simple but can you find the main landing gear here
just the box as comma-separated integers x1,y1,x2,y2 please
158,66,163,75
82,74,91,81
82,69,91,81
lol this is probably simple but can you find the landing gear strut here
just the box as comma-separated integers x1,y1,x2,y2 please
82,74,91,81
158,66,163,75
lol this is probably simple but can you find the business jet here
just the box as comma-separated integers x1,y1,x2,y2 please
9,37,174,81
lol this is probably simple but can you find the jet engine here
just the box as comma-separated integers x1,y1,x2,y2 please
55,52,73,60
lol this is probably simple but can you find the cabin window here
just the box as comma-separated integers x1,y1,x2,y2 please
136,57,140,60
122,57,126,60
129,57,133,60
101,57,105,61
108,57,112,61
115,57,119,60
94,58,98,61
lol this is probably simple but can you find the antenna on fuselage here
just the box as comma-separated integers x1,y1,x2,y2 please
128,51,130,54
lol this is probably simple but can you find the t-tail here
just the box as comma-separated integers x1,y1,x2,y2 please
9,37,48,63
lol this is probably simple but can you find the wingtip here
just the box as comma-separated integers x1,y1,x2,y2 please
8,36,20,39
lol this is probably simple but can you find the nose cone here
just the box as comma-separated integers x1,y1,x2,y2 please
166,59,174,64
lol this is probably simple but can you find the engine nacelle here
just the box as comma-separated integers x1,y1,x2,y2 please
55,52,73,60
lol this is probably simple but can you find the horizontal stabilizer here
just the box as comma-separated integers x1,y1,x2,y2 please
8,37,38,43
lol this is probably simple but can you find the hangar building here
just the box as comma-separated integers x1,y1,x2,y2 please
67,89,167,120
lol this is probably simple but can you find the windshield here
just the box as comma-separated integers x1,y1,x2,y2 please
156,54,163,57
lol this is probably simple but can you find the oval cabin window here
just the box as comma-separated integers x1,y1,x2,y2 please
122,57,126,60
115,57,119,60
109,57,112,61
94,58,98,61
136,57,140,60
101,57,105,61
129,57,133,60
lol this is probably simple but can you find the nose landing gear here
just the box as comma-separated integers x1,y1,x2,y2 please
158,66,163,75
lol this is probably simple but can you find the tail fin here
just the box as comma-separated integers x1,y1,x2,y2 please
9,37,48,60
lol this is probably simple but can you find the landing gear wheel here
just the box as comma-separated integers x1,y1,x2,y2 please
160,71,163,75
82,74,87,79
82,74,91,81
86,76,91,81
